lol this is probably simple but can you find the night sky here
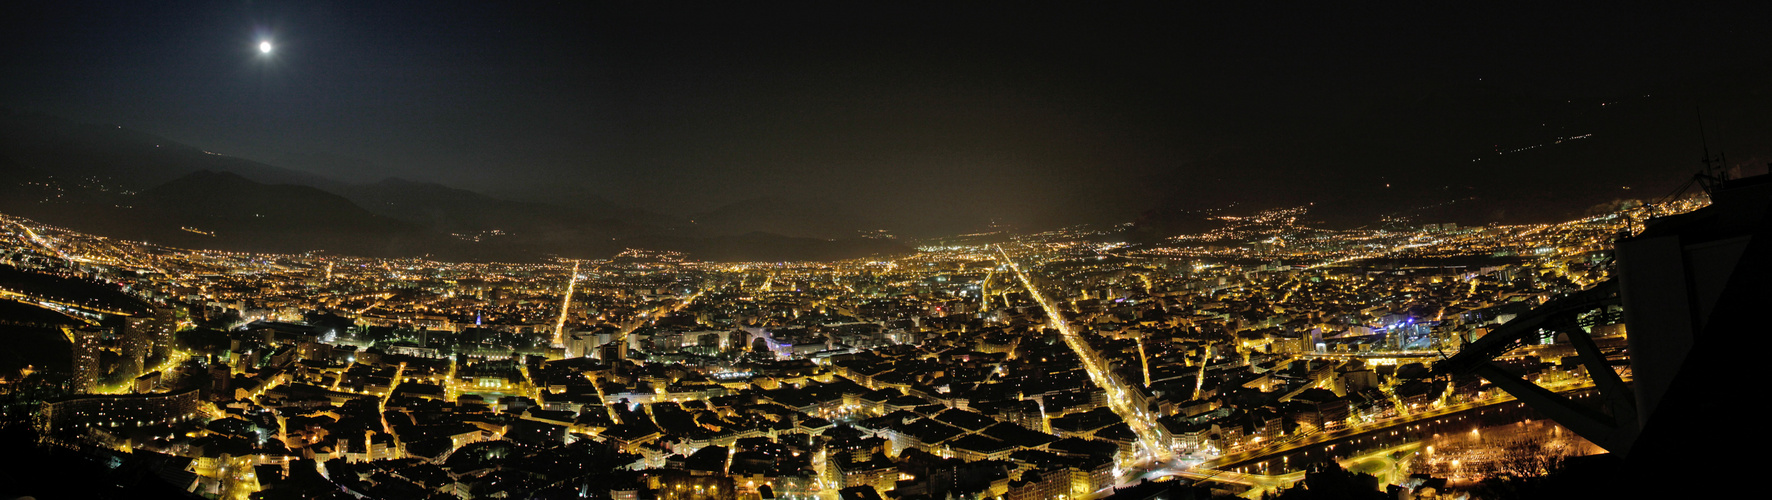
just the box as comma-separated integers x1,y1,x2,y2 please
4,1,1769,235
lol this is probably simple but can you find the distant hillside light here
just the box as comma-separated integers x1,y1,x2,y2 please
258,41,273,54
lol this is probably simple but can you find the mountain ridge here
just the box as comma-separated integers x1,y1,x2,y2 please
0,112,911,262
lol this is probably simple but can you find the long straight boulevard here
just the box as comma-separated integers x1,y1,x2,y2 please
995,245,1172,463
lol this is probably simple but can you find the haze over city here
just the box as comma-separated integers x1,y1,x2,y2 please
5,1,1770,239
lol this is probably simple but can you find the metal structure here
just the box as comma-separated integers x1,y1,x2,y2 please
1435,279,1639,454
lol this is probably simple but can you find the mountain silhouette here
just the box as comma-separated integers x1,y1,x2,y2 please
0,109,910,261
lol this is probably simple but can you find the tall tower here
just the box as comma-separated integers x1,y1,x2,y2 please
121,308,175,378
70,326,106,393
151,307,176,359
122,317,152,377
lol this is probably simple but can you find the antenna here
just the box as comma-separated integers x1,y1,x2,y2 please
1696,107,1730,193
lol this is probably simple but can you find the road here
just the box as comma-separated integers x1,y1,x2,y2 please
1201,382,1595,471
995,245,1172,462
551,261,581,346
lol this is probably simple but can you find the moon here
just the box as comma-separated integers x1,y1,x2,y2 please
258,41,273,54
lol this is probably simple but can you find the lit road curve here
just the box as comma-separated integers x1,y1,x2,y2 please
1165,468,1302,496
1290,351,1441,360
1200,381,1597,472
1162,441,1425,498
995,245,1173,462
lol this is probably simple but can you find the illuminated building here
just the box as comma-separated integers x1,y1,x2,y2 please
70,326,106,394
38,387,201,433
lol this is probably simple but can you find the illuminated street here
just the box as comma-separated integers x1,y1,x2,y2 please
1,3,1758,497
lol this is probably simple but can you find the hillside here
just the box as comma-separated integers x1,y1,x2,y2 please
0,111,909,261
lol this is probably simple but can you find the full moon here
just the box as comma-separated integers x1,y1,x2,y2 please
258,41,272,54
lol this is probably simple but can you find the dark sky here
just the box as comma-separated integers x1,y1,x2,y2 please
4,1,1769,234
